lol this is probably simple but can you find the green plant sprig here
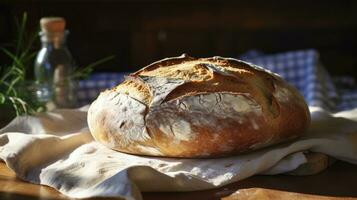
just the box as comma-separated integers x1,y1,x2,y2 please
0,12,39,116
70,55,116,80
0,12,115,116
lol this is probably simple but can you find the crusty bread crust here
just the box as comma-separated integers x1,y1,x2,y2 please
87,54,311,158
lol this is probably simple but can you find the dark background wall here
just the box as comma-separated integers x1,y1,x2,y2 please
1,0,357,77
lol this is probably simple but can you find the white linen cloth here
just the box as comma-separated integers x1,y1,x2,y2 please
1,106,357,200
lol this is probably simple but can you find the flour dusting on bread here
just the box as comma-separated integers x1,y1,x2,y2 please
146,92,262,143
88,92,150,147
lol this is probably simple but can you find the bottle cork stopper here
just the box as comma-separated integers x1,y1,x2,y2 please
40,17,66,33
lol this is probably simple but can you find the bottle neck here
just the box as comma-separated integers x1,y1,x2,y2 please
40,30,69,49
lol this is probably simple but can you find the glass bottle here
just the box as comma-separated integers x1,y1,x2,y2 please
34,17,77,109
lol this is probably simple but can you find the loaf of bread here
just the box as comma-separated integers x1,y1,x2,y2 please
87,54,310,158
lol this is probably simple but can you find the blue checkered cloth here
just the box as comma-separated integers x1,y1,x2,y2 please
240,49,340,110
333,76,357,111
77,73,127,106
77,49,357,112
239,49,357,111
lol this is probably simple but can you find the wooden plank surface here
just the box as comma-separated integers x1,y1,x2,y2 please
1,161,357,200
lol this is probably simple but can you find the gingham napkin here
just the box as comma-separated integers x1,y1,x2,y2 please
240,49,339,110
333,76,357,111
77,73,126,106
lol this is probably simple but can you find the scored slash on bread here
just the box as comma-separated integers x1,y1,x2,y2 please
87,54,311,158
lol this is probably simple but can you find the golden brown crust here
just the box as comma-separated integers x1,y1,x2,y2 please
88,54,311,158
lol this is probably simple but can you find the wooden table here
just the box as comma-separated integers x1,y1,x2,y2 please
1,161,357,200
